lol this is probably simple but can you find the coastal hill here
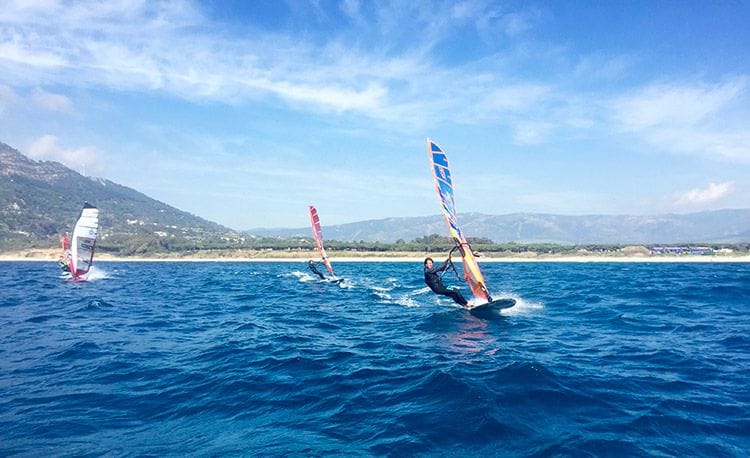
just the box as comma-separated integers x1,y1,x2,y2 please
0,141,231,250
248,210,750,245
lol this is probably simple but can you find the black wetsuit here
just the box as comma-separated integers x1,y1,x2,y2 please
424,260,468,306
308,261,325,280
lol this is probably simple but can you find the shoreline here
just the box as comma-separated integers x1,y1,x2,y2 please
1,249,749,263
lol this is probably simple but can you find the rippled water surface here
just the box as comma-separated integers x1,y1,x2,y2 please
1,261,749,456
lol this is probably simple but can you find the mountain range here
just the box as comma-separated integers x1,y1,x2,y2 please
247,210,750,245
0,141,230,249
2,139,748,249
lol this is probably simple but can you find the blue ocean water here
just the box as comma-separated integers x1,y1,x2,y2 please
1,261,748,456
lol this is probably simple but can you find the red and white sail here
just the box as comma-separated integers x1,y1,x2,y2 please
309,205,335,277
70,203,99,279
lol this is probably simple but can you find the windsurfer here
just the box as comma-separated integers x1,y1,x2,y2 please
58,256,70,273
308,260,326,280
423,257,468,306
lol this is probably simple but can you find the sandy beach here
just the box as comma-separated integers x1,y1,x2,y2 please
2,248,748,263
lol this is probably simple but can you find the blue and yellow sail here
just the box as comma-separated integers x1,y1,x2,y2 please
427,139,491,302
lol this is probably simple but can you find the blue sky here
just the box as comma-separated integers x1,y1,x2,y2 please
1,0,748,229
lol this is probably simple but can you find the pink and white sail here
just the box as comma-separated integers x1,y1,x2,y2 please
309,205,335,277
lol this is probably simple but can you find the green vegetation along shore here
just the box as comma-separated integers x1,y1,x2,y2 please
3,234,748,262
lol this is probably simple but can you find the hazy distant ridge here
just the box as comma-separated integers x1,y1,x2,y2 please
247,210,750,244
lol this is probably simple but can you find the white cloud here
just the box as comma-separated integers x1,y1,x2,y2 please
0,83,21,116
674,181,734,208
32,88,73,112
512,121,553,145
0,36,68,68
0,84,72,118
1,0,748,168
246,78,388,113
645,128,750,163
612,78,745,130
27,134,106,175
574,54,632,80
498,9,542,37
0,0,552,125
609,78,750,163
455,1,542,39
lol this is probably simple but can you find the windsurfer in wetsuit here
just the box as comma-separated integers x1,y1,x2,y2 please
424,257,469,306
308,260,326,280
58,256,70,273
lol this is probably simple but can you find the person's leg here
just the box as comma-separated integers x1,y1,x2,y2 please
433,285,468,306
451,289,469,306
442,289,468,306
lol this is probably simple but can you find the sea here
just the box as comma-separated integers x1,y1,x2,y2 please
0,261,748,457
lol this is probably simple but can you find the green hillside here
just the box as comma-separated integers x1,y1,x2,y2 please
0,141,233,251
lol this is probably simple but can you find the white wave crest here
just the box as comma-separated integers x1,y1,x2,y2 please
82,265,109,281
498,293,544,316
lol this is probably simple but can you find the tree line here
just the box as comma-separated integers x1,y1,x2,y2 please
4,230,747,256
90,233,749,256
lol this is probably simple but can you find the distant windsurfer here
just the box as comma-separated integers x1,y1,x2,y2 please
424,257,469,306
308,260,326,280
58,256,70,273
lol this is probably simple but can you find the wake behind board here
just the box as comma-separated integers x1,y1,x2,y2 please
468,298,516,317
